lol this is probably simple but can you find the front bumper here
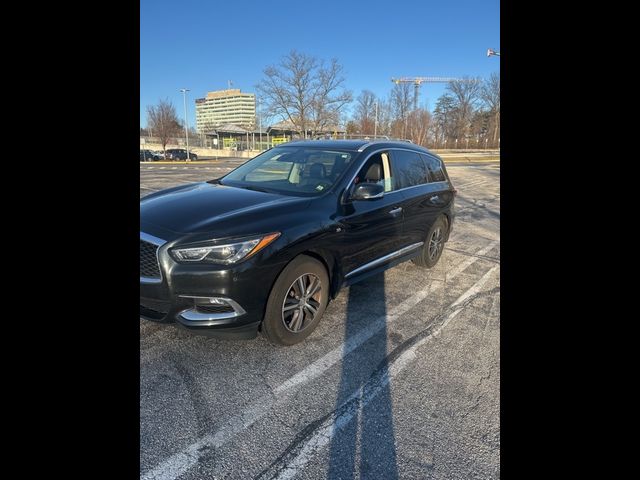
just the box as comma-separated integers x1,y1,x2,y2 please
140,233,285,339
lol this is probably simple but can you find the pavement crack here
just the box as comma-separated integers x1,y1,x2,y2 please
170,357,214,437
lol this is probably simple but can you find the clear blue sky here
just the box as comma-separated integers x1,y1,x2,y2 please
140,0,499,128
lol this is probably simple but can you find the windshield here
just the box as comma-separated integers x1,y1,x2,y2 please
219,147,355,196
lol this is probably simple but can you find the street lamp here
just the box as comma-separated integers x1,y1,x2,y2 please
257,97,262,151
374,100,378,138
180,88,190,161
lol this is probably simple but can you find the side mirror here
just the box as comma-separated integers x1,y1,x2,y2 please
351,182,384,201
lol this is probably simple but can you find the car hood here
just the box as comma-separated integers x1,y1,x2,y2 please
140,182,311,236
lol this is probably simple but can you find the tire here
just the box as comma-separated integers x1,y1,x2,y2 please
261,255,329,346
412,216,448,268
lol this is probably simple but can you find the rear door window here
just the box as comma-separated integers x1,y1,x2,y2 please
422,154,446,182
390,150,430,189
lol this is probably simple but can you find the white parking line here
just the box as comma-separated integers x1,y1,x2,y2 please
140,240,499,480
266,264,500,480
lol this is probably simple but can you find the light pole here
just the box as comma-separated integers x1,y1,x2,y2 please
257,97,262,151
180,88,190,161
374,100,378,138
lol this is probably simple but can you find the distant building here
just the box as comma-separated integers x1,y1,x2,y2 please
195,89,256,133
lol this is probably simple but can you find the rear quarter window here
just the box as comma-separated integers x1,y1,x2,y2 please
422,154,447,182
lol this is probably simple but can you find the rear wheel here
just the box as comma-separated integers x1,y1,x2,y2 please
261,255,329,346
412,216,447,268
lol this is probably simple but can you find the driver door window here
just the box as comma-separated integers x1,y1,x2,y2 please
354,151,394,192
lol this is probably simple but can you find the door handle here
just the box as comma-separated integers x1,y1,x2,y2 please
389,207,403,216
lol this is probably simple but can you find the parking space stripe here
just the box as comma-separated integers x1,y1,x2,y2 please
263,265,500,480
139,240,498,480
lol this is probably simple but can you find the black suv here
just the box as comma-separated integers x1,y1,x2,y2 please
140,149,160,161
165,148,198,161
140,140,456,345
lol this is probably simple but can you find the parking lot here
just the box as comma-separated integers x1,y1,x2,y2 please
140,158,500,480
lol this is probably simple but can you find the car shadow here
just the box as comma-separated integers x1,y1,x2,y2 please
327,271,399,479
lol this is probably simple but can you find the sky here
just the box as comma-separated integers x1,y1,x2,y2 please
140,0,499,128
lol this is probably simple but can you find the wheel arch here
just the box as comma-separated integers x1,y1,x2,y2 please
297,249,341,299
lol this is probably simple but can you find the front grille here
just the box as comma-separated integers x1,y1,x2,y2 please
140,239,161,278
196,304,235,314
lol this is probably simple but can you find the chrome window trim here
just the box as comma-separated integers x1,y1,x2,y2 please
345,242,424,279
389,180,451,196
140,231,166,284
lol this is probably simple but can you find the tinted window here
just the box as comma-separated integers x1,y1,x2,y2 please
390,150,430,189
422,154,446,182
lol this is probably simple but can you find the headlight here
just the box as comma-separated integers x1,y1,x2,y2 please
171,232,280,264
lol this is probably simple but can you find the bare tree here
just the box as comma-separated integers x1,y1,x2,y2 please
406,108,432,146
257,50,352,138
446,77,483,142
353,90,377,134
376,98,393,136
390,82,413,137
146,99,181,155
481,72,500,145
310,58,353,135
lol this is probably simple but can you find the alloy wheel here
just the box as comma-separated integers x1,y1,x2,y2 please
282,273,322,332
428,227,443,260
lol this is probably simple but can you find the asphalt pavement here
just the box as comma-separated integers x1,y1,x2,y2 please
139,160,500,480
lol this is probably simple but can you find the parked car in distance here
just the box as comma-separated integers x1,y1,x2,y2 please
153,150,165,160
165,148,198,161
140,149,160,161
140,140,456,345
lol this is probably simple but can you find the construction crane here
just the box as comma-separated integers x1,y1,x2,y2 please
391,76,460,110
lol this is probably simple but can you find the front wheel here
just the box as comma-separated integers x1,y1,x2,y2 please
261,255,329,346
412,216,448,268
